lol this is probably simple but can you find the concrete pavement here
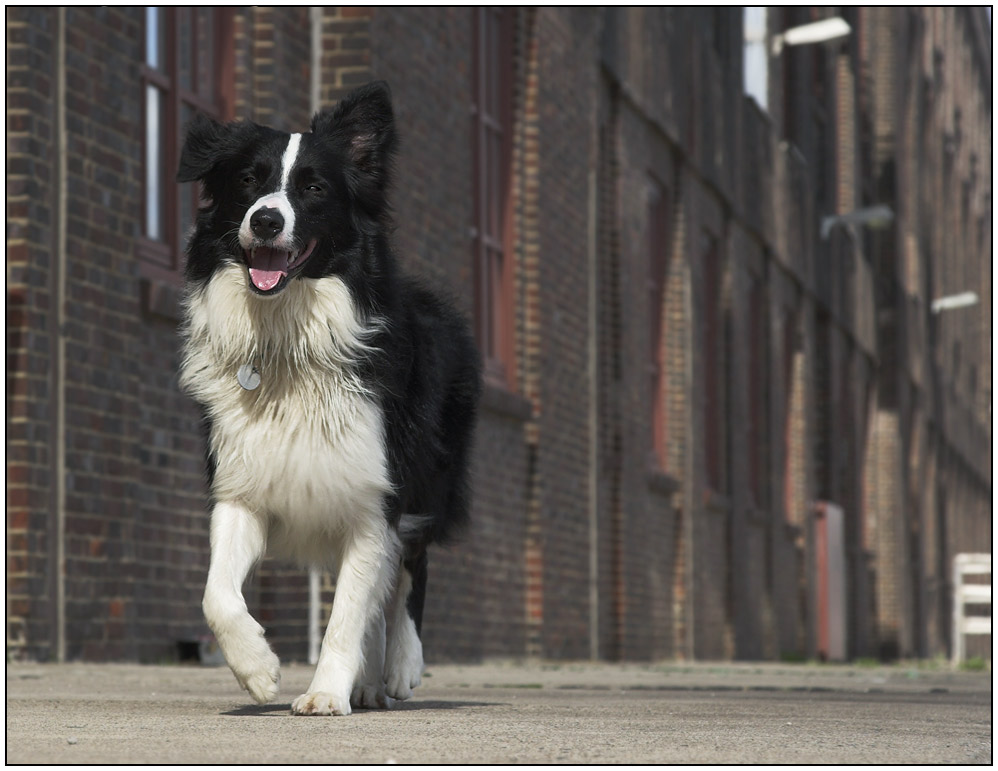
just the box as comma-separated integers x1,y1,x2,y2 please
5,659,992,764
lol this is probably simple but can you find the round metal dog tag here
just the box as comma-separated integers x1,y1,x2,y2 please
237,364,261,391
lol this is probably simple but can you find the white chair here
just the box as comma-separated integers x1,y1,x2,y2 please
951,553,991,665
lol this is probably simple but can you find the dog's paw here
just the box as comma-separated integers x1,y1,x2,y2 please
291,691,352,716
385,656,423,701
385,670,420,701
218,631,281,704
212,614,282,704
351,682,394,710
231,647,281,704
385,633,423,701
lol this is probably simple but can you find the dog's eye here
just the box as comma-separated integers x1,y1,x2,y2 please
304,184,323,195
241,175,257,187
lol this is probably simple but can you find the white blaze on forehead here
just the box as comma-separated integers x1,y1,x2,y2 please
280,133,302,190
239,133,304,250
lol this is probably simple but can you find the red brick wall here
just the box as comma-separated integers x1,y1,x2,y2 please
367,7,533,661
7,6,60,661
529,9,602,660
6,7,991,665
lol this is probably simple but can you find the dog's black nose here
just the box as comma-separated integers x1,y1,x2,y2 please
250,207,284,239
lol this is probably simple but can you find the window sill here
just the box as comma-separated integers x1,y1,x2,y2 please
747,505,769,527
702,487,731,514
140,277,184,324
647,468,680,497
480,379,532,422
850,547,876,566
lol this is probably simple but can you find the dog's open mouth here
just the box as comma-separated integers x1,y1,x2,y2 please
244,240,318,294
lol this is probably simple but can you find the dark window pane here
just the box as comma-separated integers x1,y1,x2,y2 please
178,7,192,92
178,103,196,244
197,8,215,100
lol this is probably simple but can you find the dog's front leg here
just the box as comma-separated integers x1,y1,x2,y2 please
202,501,280,704
350,609,392,709
292,521,396,716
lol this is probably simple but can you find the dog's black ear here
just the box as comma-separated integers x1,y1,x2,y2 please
312,81,397,189
177,113,231,183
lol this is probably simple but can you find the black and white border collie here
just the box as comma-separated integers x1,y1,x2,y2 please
177,82,481,716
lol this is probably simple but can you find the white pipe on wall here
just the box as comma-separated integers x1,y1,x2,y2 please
54,5,69,663
307,6,323,667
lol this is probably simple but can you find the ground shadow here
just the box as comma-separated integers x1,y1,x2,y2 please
222,699,500,717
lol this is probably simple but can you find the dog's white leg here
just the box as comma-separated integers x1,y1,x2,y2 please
350,609,392,709
202,501,280,704
292,520,396,716
385,560,424,701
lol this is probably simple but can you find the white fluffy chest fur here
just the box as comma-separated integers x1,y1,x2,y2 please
180,264,391,561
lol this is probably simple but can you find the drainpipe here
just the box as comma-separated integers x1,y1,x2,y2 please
586,152,599,661
48,6,68,662
307,6,323,666
683,239,695,661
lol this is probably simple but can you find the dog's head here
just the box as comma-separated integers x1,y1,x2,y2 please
178,81,397,296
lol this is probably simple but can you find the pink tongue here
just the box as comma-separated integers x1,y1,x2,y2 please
248,247,287,291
